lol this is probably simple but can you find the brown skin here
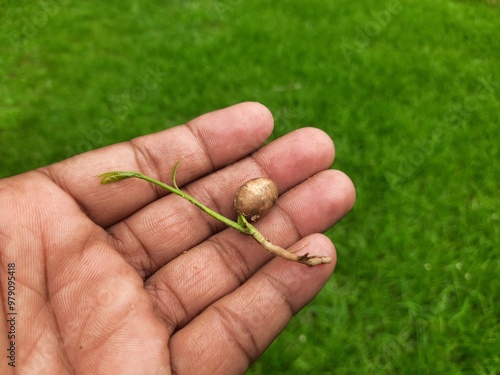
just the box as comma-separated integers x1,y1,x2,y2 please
0,102,355,374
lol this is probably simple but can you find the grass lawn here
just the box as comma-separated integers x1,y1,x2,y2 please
1,0,498,373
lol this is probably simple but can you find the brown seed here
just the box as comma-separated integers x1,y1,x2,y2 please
234,177,279,221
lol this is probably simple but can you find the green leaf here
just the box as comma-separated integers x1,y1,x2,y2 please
237,214,248,228
171,161,180,190
99,171,138,184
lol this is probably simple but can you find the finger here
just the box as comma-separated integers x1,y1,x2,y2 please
146,169,355,331
109,127,337,277
40,102,274,227
169,234,336,375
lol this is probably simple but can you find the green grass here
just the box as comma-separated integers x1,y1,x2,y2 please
1,0,499,373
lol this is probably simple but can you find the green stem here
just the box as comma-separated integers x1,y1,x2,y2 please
99,170,246,234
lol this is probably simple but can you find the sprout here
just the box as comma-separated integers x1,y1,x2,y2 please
99,164,331,266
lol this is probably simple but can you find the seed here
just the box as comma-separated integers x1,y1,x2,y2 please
234,177,279,221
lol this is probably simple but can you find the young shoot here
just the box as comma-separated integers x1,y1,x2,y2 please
99,163,331,266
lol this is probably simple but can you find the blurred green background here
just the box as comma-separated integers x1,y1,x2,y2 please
1,0,498,373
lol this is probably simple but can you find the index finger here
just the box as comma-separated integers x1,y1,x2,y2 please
39,102,274,227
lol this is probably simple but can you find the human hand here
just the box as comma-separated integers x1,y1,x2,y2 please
0,102,355,374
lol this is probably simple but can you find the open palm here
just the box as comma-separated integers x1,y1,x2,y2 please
0,103,355,374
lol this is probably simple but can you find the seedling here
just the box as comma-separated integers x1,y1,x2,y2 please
99,163,331,266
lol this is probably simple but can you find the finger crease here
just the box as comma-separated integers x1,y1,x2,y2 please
212,303,260,364
120,220,157,276
128,140,166,199
208,236,252,285
149,281,191,332
185,121,216,172
260,270,296,316
273,203,304,241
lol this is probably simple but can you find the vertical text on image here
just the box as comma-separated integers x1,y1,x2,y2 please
6,262,17,367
